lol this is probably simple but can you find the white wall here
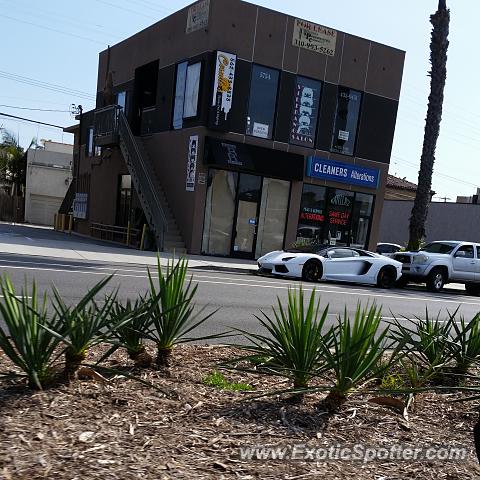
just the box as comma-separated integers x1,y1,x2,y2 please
24,143,73,225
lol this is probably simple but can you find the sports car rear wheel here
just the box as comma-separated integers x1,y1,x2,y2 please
302,260,323,282
376,266,396,289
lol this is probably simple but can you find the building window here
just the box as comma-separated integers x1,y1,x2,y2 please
183,62,201,118
246,65,279,139
116,175,132,227
331,87,362,156
116,91,127,112
87,127,94,157
173,61,202,129
290,76,322,148
296,184,327,245
296,184,374,249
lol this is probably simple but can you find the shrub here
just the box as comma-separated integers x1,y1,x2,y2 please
226,288,331,390
447,312,480,374
0,275,64,389
145,256,219,366
202,370,253,391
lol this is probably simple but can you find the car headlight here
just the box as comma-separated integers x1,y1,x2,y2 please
412,254,429,264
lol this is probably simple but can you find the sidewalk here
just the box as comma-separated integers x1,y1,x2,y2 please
0,222,257,273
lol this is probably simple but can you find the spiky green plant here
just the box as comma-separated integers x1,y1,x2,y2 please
145,256,219,366
46,275,119,377
447,312,480,374
388,308,455,377
321,304,396,410
102,295,153,367
226,288,331,389
0,275,64,389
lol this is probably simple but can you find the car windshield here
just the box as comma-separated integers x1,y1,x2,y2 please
419,242,458,254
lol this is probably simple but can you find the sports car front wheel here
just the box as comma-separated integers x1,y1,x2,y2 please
376,266,396,289
302,260,323,282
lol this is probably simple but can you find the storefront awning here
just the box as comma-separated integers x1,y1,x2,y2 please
204,137,304,181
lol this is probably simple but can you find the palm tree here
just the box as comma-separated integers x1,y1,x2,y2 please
407,0,450,250
0,129,30,196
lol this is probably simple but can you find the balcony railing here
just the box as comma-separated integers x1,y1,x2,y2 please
94,105,120,146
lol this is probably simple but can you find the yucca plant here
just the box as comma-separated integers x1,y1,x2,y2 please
225,288,331,390
447,312,480,374
145,256,219,366
320,304,396,410
102,295,154,367
388,308,455,378
46,275,120,378
0,275,65,389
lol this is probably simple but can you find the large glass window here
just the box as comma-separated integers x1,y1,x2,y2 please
296,184,327,245
331,87,362,156
350,192,374,248
290,76,322,147
246,65,279,139
296,185,375,249
255,178,290,257
173,62,188,130
183,62,201,118
202,170,238,256
116,91,127,112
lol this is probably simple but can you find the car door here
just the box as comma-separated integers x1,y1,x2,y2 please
476,246,480,282
451,244,476,281
323,248,363,282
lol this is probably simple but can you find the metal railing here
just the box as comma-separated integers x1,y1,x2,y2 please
116,109,168,250
94,105,120,138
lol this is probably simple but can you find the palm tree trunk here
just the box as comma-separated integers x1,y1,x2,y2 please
407,0,450,251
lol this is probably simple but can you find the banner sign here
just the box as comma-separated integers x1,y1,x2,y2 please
211,51,236,127
186,0,210,34
186,135,199,192
290,76,321,147
306,157,380,189
292,18,337,56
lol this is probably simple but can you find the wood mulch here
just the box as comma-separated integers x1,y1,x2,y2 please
1,344,480,480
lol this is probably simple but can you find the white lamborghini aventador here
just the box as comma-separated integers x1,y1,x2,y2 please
257,246,403,288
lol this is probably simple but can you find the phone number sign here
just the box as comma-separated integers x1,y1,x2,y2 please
292,19,337,57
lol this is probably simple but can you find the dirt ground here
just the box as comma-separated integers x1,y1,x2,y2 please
1,345,480,480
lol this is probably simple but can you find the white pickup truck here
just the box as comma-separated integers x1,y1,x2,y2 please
392,240,480,294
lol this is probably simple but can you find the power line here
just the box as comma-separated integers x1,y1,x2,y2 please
0,70,95,101
0,14,107,46
95,0,163,20
0,112,64,129
0,104,71,113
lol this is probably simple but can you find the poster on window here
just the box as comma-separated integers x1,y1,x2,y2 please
211,51,236,128
292,18,337,56
173,62,187,130
186,0,210,34
186,135,198,192
73,193,88,219
183,62,201,118
290,77,321,147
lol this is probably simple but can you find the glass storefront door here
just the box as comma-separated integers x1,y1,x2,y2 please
233,174,262,257
202,169,291,258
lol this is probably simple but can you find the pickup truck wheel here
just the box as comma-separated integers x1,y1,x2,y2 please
377,266,396,289
465,283,480,296
302,260,323,282
426,268,447,292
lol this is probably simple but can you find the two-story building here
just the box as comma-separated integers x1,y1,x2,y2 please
65,0,405,258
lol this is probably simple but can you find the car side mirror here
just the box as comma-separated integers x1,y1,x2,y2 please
455,251,466,258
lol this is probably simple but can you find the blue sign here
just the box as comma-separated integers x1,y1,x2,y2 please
306,157,380,189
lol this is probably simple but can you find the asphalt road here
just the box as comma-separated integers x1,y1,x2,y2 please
0,252,479,340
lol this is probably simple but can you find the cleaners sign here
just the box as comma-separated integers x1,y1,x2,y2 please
306,157,380,189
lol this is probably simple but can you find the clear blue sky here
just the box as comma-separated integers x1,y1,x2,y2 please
1,0,477,201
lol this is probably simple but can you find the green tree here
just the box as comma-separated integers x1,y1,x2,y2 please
407,0,450,250
0,129,30,196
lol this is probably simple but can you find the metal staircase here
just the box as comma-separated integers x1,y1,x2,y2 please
94,105,186,252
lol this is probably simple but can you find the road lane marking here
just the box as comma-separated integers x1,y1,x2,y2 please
0,263,478,307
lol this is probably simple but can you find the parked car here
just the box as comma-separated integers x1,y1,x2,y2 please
257,246,403,288
376,242,403,257
392,240,480,294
